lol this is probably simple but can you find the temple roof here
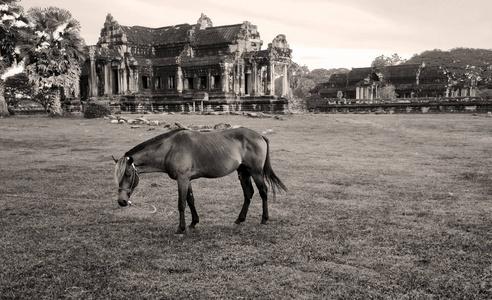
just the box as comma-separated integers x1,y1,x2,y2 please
419,65,447,78
121,24,193,45
385,64,421,78
194,24,243,45
328,73,348,84
347,67,373,81
117,21,247,47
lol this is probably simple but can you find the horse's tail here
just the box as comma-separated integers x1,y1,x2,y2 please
262,136,288,196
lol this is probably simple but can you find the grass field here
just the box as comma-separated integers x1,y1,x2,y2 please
0,113,491,299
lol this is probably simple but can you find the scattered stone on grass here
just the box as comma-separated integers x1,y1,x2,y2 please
187,124,200,131
261,129,276,135
214,123,232,130
106,114,278,135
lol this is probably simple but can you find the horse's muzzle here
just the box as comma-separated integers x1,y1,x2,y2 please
118,199,128,207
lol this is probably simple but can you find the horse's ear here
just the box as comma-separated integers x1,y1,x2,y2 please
111,155,118,163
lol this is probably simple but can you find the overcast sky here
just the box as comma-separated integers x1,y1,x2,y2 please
19,0,492,71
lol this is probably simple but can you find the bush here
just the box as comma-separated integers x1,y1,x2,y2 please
83,103,111,119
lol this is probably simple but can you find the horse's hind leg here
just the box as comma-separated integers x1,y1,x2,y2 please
251,172,269,224
186,183,199,228
176,177,190,234
235,166,254,224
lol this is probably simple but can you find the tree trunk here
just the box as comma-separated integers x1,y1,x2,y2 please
0,79,9,117
50,87,63,115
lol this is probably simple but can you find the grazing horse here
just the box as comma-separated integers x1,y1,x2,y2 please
113,127,287,234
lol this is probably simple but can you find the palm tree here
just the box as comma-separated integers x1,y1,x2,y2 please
20,6,86,115
0,0,28,116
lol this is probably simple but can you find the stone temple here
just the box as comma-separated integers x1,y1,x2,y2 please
79,13,293,113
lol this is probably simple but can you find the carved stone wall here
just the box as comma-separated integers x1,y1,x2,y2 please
81,13,292,112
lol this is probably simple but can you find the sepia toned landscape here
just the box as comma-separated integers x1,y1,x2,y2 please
1,1,492,299
1,113,490,299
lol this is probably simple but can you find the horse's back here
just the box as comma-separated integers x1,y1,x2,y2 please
173,127,267,178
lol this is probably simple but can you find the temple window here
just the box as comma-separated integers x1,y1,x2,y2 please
211,75,221,89
167,76,176,89
156,76,163,89
142,76,149,89
185,77,194,90
199,76,207,89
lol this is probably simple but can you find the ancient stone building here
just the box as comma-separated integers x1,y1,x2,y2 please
79,13,292,112
316,63,478,101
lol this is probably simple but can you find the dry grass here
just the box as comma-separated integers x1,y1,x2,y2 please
0,113,491,299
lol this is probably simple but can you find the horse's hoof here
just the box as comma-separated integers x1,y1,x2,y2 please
175,228,186,234
261,219,268,225
234,218,245,224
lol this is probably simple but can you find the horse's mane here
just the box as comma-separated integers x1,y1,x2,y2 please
125,128,186,157
114,157,127,186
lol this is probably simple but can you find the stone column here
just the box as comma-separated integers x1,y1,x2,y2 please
240,65,246,95
133,68,139,93
234,64,240,95
88,47,97,97
252,61,258,96
282,64,289,97
114,68,119,94
128,68,135,92
176,66,183,93
262,66,267,95
104,64,111,95
222,65,229,93
122,67,128,93
269,62,275,96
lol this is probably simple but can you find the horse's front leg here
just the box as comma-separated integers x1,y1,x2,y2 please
176,177,189,234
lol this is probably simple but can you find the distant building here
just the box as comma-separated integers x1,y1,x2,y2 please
79,13,293,112
315,63,478,101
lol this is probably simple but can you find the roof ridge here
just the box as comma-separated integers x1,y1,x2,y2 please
205,23,243,29
124,23,191,31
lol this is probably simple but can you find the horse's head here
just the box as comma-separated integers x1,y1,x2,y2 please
113,156,139,207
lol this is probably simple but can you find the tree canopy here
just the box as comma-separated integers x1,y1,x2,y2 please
404,48,492,84
371,53,406,69
406,48,492,68
290,63,350,101
0,0,28,73
20,6,86,90
0,0,29,116
18,6,86,114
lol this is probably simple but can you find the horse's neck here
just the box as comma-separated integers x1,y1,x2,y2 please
131,147,169,174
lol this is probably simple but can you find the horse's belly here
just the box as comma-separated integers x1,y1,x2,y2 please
193,156,241,179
